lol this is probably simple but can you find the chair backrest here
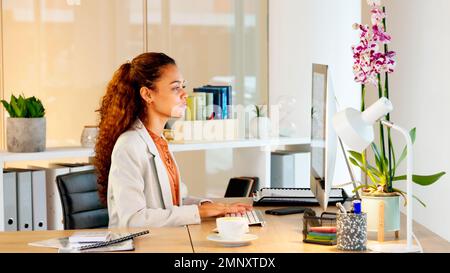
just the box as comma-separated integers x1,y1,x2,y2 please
56,170,109,230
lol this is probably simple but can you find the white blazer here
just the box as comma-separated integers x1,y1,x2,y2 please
107,119,204,228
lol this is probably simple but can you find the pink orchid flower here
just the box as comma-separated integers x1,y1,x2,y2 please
373,24,391,43
351,3,396,86
371,7,386,25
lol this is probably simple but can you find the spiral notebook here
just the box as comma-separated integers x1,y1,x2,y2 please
76,230,149,252
252,187,347,206
30,230,150,253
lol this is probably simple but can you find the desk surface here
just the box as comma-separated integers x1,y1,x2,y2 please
188,207,450,253
0,207,449,253
0,227,192,253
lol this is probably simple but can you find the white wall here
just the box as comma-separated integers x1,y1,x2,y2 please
364,0,450,242
269,0,361,193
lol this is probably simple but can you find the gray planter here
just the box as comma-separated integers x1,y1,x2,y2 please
7,118,46,153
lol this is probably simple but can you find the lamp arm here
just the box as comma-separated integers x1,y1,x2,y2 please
338,137,361,199
381,120,414,249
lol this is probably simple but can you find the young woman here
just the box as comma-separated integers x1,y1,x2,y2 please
94,52,252,228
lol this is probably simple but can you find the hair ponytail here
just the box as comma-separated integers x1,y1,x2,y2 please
94,52,176,205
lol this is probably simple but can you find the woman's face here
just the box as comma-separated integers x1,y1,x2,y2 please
148,64,187,118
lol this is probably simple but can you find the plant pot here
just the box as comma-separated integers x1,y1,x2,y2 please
7,117,46,153
250,117,271,139
80,126,99,148
361,193,400,232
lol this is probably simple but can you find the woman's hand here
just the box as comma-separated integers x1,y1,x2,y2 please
198,202,253,219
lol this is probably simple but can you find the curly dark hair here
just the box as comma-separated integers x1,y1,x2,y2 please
94,52,176,205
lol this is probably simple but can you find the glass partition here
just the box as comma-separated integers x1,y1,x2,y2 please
1,0,144,147
0,0,268,147
147,0,268,107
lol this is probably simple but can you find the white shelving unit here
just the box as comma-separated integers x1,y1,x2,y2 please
0,147,95,165
0,137,309,164
0,137,310,230
169,137,310,197
169,137,309,152
0,137,309,186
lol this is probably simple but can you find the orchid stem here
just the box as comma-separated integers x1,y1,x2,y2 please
383,5,393,192
377,74,387,175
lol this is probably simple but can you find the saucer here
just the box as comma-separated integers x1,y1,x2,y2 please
207,234,258,247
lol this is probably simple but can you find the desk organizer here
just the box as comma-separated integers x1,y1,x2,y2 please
302,210,337,245
336,212,367,251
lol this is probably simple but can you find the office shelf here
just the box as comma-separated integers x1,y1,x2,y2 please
169,137,310,152
0,147,94,164
0,137,310,162
0,137,311,231
0,137,310,195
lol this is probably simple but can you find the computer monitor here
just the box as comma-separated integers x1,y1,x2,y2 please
309,64,337,211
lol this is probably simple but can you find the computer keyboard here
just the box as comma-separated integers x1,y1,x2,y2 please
226,209,265,226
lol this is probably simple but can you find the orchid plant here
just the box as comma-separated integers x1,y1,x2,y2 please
349,0,445,206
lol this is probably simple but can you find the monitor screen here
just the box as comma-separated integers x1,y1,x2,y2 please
311,64,328,189
309,63,337,211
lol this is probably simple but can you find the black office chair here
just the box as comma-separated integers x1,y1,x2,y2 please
56,170,109,230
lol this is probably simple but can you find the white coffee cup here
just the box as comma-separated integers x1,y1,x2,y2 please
216,217,249,240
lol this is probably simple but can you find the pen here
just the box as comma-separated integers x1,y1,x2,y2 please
336,202,347,215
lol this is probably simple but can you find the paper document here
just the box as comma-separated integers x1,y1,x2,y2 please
29,233,134,253
69,231,111,243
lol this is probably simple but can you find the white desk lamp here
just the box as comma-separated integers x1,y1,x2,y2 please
333,97,421,253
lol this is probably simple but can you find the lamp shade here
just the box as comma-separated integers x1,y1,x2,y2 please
332,98,393,152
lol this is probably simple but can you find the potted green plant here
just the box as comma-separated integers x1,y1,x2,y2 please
350,1,445,233
1,94,46,152
250,105,271,139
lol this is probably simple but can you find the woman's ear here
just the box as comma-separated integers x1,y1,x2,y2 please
140,86,152,104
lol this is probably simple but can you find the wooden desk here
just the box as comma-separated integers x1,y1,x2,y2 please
0,227,193,253
0,207,448,253
188,207,450,253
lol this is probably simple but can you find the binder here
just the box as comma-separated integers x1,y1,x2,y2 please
193,92,206,120
205,85,231,119
194,87,224,119
205,93,214,119
1,170,18,231
186,96,196,121
15,170,33,231
30,169,47,230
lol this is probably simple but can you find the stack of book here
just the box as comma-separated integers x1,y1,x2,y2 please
185,85,232,121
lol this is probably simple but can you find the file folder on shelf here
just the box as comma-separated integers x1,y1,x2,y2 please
1,170,18,231
15,170,33,231
31,169,47,231
252,187,347,206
